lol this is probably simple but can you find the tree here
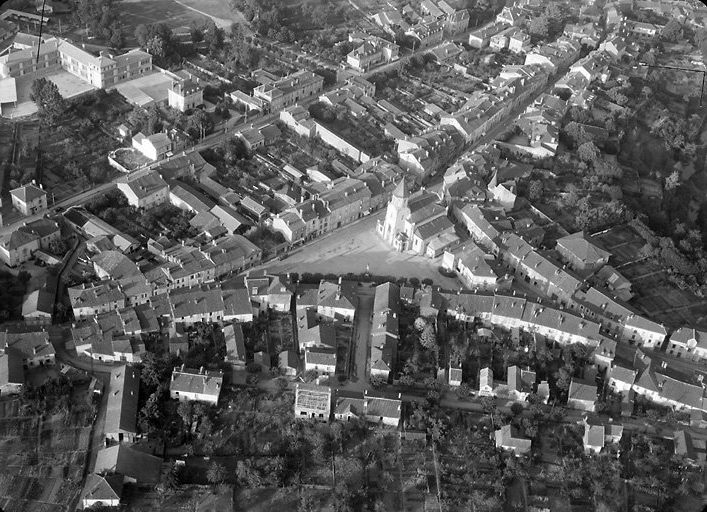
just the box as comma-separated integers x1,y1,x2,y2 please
30,78,66,125
510,402,525,417
665,170,680,191
206,461,226,486
578,141,599,164
527,180,543,202
529,16,549,39
660,18,682,42
413,317,427,332
190,22,204,43
205,24,226,57
420,324,437,351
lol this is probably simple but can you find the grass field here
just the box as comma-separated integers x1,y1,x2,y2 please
117,0,250,38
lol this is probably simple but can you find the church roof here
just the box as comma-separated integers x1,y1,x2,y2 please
392,179,410,199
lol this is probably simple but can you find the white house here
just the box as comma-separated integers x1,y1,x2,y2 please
479,367,494,396
621,315,667,349
81,473,123,509
117,171,169,209
169,365,223,404
132,132,172,161
304,347,337,374
10,183,47,216
294,383,331,422
567,379,597,412
168,79,203,112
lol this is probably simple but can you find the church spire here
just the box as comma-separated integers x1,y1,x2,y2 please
392,178,409,199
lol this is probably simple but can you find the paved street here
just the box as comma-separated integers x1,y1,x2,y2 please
348,288,374,390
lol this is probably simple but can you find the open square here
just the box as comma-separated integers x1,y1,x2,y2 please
113,71,175,107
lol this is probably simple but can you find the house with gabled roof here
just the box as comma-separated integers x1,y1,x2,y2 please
82,473,124,509
105,365,140,443
94,444,162,484
449,363,462,387
479,367,494,396
609,364,637,394
556,232,611,272
445,244,499,290
0,227,39,266
317,277,357,321
304,347,337,374
0,349,24,395
494,424,531,455
370,282,400,380
592,336,617,371
244,271,293,312
507,366,535,401
668,327,707,361
363,389,402,427
117,170,169,209
68,280,126,319
581,416,623,454
674,430,706,466
10,182,47,216
170,365,223,404
223,323,246,368
22,288,54,325
567,379,597,412
621,315,666,349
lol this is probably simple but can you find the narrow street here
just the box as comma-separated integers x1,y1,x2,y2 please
346,288,375,391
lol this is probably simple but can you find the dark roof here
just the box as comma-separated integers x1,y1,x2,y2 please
94,445,162,484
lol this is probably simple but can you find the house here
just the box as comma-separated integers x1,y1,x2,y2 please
494,424,531,455
304,347,337,374
668,327,707,361
370,282,400,380
244,272,293,312
94,445,162,484
294,383,331,422
0,329,54,367
169,181,215,214
105,366,140,443
508,30,531,54
22,288,54,325
363,390,401,426
117,171,169,209
621,315,667,349
555,232,611,272
0,349,24,395
593,337,616,371
507,366,535,401
0,228,39,267
68,280,126,318
82,473,124,509
446,244,498,290
581,417,623,454
317,278,357,321
21,217,61,250
449,364,462,387
496,5,526,26
223,323,246,368
346,35,399,72
168,78,203,112
131,132,172,161
10,183,47,216
253,70,324,111
674,430,706,466
609,365,637,394
280,104,316,137
567,379,597,412
170,365,223,404
479,367,494,396
279,350,299,376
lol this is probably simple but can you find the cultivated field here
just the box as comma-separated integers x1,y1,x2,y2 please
0,398,93,512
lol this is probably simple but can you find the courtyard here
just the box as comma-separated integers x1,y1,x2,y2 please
113,71,175,107
263,212,462,290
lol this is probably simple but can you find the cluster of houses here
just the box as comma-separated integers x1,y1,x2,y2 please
294,384,402,427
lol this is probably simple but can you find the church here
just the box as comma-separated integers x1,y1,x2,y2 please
377,179,456,256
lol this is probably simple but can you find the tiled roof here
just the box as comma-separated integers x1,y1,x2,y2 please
121,171,168,199
0,329,54,360
305,347,337,366
0,349,23,387
569,380,597,402
105,366,139,435
82,473,124,503
556,231,611,264
94,445,162,484
365,394,401,419
170,367,223,397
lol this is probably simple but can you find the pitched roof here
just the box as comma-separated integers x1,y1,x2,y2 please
105,366,140,435
82,473,124,503
556,231,611,264
170,366,223,398
569,380,597,403
223,323,246,363
305,347,337,367
495,424,531,451
365,393,401,420
10,183,45,203
0,329,54,360
94,445,162,484
0,349,24,388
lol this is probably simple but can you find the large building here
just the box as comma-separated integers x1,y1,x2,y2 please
0,37,152,87
377,179,452,255
253,70,324,112
10,183,47,216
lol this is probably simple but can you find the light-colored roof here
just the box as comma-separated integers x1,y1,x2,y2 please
0,77,17,104
94,445,162,484
170,366,222,398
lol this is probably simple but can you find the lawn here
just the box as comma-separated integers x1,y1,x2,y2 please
117,0,212,39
